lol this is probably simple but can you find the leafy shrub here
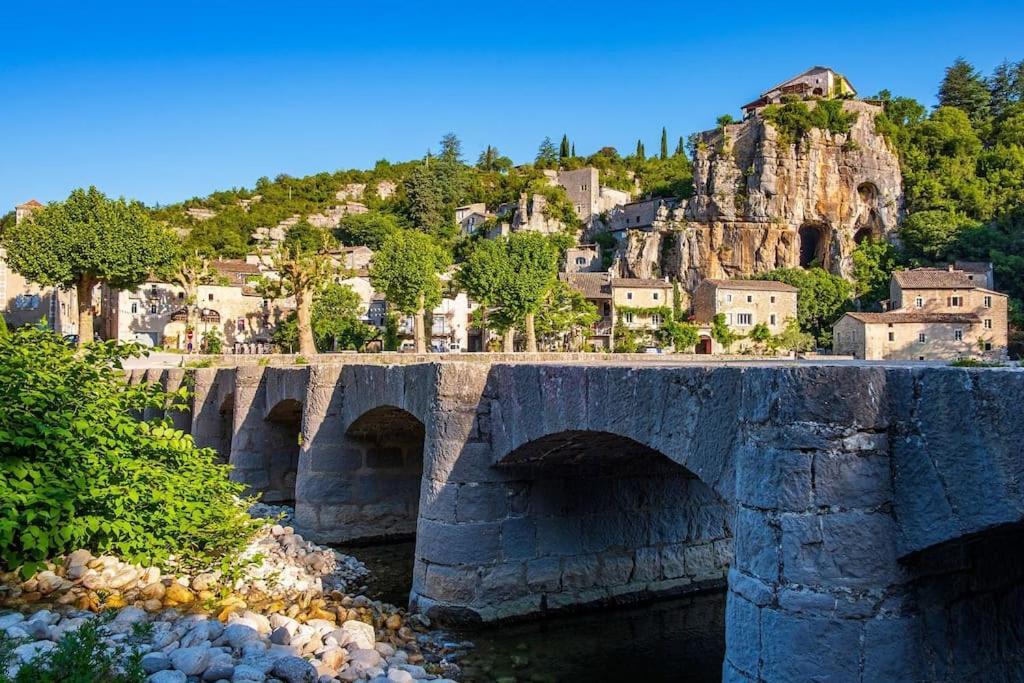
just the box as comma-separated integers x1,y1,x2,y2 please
949,358,1006,367
762,99,859,146
0,612,144,683
0,326,261,576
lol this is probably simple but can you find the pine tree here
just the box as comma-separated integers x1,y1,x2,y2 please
675,136,685,157
938,57,991,124
536,137,558,167
571,143,576,158
559,134,570,160
635,139,645,159
660,127,668,160
988,59,1024,120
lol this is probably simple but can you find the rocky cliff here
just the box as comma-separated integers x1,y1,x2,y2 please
617,100,903,289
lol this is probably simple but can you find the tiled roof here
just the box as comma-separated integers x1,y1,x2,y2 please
17,199,43,208
843,311,981,325
701,279,799,292
611,278,672,289
892,268,975,289
211,259,260,275
561,272,612,299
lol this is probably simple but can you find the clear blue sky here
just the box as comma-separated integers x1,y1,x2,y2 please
2,0,1022,211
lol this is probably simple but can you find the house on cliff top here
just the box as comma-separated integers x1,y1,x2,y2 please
742,66,856,117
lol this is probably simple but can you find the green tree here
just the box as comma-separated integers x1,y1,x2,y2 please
756,268,852,346
851,237,900,307
534,279,599,350
168,248,215,347
405,160,449,237
658,318,700,352
370,230,451,353
711,313,739,351
747,322,772,353
2,187,177,346
772,318,815,353
988,59,1024,120
559,134,571,160
536,137,558,167
635,139,645,159
312,283,375,351
258,220,337,356
456,238,514,349
571,143,576,158
675,136,685,157
660,127,668,160
335,210,400,249
938,57,991,125
438,132,463,163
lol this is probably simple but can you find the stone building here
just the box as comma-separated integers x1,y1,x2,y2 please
561,273,672,350
564,244,603,273
692,279,799,354
1,199,80,334
833,266,1008,360
607,197,679,236
455,203,491,236
560,272,614,349
741,65,856,117
552,167,631,225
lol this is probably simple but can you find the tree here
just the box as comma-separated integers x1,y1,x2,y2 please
988,60,1024,120
711,313,739,351
747,322,772,353
370,230,451,353
658,318,700,352
559,134,571,160
938,57,991,125
536,137,558,167
635,139,645,159
1,187,177,346
660,127,668,160
756,268,852,346
851,237,900,307
169,248,215,347
675,136,685,157
335,210,400,250
571,143,576,158
534,279,599,350
772,318,815,353
438,132,463,163
312,283,375,351
258,220,337,356
457,238,514,349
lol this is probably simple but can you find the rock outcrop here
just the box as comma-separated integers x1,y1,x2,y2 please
617,100,903,288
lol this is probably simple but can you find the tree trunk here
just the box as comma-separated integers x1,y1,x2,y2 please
414,293,427,353
296,287,316,357
503,328,515,353
525,313,538,353
75,277,95,347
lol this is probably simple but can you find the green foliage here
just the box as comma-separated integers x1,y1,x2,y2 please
335,210,401,250
535,137,559,168
0,326,260,576
202,327,224,354
660,127,669,160
534,279,600,350
755,268,851,347
613,324,640,353
938,57,992,125
658,318,700,352
560,135,571,160
271,312,298,352
370,230,451,315
851,237,901,307
710,313,740,351
948,358,1006,367
311,283,375,351
772,318,815,353
382,313,400,351
761,99,858,146
0,612,145,682
593,232,618,269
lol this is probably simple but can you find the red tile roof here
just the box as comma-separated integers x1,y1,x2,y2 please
843,311,981,325
892,268,975,289
701,279,799,292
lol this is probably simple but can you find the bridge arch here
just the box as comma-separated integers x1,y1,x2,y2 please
261,398,303,504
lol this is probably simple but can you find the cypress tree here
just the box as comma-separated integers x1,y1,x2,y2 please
675,136,685,157
635,139,645,159
660,127,668,160
559,134,570,160
571,143,576,158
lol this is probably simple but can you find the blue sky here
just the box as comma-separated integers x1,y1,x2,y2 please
2,0,1022,211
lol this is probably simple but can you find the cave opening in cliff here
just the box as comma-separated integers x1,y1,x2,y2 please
798,224,826,267
854,227,874,245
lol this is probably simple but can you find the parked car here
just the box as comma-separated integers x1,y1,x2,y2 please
398,340,417,353
62,333,103,345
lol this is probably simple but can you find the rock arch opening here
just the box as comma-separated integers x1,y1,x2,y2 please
798,223,827,267
215,393,234,462
484,431,733,618
341,406,426,542
263,399,302,504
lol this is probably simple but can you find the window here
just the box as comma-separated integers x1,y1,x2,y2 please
575,257,586,265
984,319,992,329
888,332,895,342
626,292,633,300
652,292,659,301
948,296,963,307
581,185,588,191
918,332,927,343
984,295,992,308
623,312,634,323
770,295,776,304
149,304,157,315
208,293,214,301
737,313,753,326
727,313,734,324
746,295,753,303
131,303,138,314
770,314,777,326
651,314,663,326
954,329,963,342
178,292,184,299
237,319,245,333
726,294,733,303
915,297,923,308
984,342,993,351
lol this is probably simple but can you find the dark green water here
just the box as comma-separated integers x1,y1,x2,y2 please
337,542,726,683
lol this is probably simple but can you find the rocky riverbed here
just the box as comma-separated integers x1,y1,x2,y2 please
0,505,466,682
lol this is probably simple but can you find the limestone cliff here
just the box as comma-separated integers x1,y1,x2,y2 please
617,100,903,289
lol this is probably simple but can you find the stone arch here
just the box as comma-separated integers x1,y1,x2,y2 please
857,181,879,204
798,223,827,267
262,398,303,504
215,393,234,462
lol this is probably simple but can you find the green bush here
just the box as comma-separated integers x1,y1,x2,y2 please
0,612,144,682
762,99,858,146
948,358,1006,367
0,326,261,577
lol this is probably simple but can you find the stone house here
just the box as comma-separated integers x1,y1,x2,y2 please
564,244,603,273
833,266,1008,360
612,277,673,332
1,199,80,335
607,197,679,236
541,168,633,226
455,203,491,236
742,66,857,117
692,279,799,353
560,272,614,349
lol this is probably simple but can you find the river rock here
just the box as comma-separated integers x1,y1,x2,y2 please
164,582,195,605
148,671,187,683
271,656,317,683
341,619,374,650
169,644,211,675
224,623,261,649
269,626,292,645
387,669,414,683
13,640,56,662
0,612,25,629
142,651,172,674
231,664,267,681
141,581,166,600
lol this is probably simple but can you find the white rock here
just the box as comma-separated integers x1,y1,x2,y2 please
169,644,211,675
387,670,414,683
14,640,57,663
231,663,267,681
142,651,172,674
340,620,374,650
0,613,26,629
148,671,187,683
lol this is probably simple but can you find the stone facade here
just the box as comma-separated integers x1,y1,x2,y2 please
141,360,1024,682
618,100,903,288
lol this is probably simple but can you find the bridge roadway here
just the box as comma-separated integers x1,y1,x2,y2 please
129,358,1024,682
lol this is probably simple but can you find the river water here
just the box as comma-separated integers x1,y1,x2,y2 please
336,541,726,683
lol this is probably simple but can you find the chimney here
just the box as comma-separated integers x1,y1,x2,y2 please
947,264,955,272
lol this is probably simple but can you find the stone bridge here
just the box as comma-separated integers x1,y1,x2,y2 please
133,361,1024,682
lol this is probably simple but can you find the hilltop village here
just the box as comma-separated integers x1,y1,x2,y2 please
0,66,1015,361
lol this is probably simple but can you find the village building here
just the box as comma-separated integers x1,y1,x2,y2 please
564,244,603,273
741,66,857,117
833,265,1008,360
561,273,672,350
692,279,799,354
1,199,81,335
547,168,632,225
607,197,679,236
455,203,492,236
561,272,614,350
